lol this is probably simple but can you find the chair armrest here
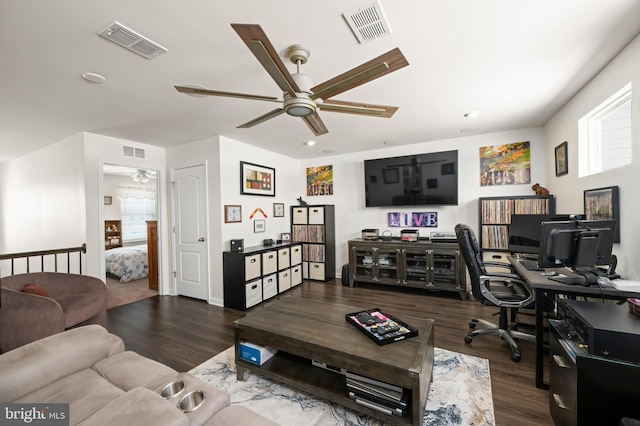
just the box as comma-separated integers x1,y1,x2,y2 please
0,287,65,352
478,274,534,308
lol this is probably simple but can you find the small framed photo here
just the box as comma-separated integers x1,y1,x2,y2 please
224,205,242,223
555,141,568,176
281,232,291,243
104,196,112,205
273,203,285,217
240,161,275,197
254,219,265,233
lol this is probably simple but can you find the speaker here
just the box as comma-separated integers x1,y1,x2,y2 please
230,239,244,252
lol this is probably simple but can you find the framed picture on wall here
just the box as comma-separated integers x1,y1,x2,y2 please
103,196,112,205
224,205,242,223
555,141,568,176
273,203,285,217
240,161,275,197
584,186,620,242
254,219,266,233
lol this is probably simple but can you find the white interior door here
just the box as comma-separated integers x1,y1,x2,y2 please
173,165,209,300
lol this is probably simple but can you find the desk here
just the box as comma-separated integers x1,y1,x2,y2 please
508,256,639,390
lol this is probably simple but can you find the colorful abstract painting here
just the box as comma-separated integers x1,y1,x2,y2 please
306,165,333,196
479,142,530,186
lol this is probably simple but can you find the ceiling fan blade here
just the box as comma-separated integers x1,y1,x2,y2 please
302,112,328,136
310,48,409,101
237,108,284,129
318,99,398,118
231,24,300,97
175,86,280,102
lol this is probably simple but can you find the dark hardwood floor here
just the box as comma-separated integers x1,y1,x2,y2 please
104,280,553,425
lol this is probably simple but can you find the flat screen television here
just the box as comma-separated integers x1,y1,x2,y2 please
364,150,458,207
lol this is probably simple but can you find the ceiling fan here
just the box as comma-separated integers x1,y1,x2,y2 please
174,23,409,136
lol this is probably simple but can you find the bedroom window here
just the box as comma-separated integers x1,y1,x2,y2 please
119,185,157,242
578,83,632,177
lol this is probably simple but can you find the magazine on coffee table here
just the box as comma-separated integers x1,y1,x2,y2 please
345,308,418,346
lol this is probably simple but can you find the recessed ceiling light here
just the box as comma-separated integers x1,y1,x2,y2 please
305,140,316,146
464,111,481,118
82,72,106,84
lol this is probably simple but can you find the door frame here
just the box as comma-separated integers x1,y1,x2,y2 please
99,161,164,294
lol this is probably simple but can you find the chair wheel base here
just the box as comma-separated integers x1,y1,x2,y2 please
511,353,521,362
469,321,477,329
464,336,473,344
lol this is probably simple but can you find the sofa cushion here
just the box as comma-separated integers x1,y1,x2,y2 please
92,351,178,391
13,369,125,425
0,325,124,402
77,387,190,426
22,283,49,297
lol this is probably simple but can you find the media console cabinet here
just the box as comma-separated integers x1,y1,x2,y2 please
348,238,467,299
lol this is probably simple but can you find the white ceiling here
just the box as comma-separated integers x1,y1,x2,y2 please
2,0,640,163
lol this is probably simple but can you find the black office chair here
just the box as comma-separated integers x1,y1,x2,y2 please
455,223,536,362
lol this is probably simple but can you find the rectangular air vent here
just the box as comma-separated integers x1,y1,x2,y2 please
99,21,167,60
123,145,146,159
343,0,391,44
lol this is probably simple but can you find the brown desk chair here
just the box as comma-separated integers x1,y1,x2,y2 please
455,223,536,362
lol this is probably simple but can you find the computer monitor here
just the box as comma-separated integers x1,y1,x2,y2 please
538,219,616,269
508,214,574,255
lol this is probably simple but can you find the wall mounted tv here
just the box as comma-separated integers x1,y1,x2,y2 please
364,150,458,207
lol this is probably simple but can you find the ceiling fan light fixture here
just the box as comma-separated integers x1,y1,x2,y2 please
283,94,316,117
132,169,150,183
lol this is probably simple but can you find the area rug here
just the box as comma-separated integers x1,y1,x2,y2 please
106,276,157,309
189,346,494,426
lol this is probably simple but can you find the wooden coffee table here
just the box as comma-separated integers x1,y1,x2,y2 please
234,297,434,425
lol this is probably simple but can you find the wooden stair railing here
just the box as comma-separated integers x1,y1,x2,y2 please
0,244,87,275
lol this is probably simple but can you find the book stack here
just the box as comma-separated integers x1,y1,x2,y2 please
345,371,409,417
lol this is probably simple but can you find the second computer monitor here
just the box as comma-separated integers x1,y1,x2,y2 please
538,219,616,268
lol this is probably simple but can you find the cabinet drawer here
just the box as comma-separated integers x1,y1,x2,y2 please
262,274,278,300
308,207,325,224
290,244,302,265
245,254,262,281
262,251,278,275
278,269,291,292
278,248,290,269
291,265,303,287
292,207,307,224
245,279,262,308
309,262,325,280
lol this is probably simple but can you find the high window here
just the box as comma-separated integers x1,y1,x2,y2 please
578,83,632,177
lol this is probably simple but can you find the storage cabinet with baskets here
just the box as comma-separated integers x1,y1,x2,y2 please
291,204,335,281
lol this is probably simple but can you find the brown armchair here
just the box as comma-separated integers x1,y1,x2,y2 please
0,272,107,352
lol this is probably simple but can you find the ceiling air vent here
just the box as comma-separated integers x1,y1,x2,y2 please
343,0,392,44
99,21,167,60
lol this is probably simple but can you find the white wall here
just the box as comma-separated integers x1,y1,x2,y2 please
166,135,300,306
300,127,547,272
0,133,86,273
544,33,640,280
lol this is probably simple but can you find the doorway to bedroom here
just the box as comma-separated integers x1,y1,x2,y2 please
103,164,159,308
